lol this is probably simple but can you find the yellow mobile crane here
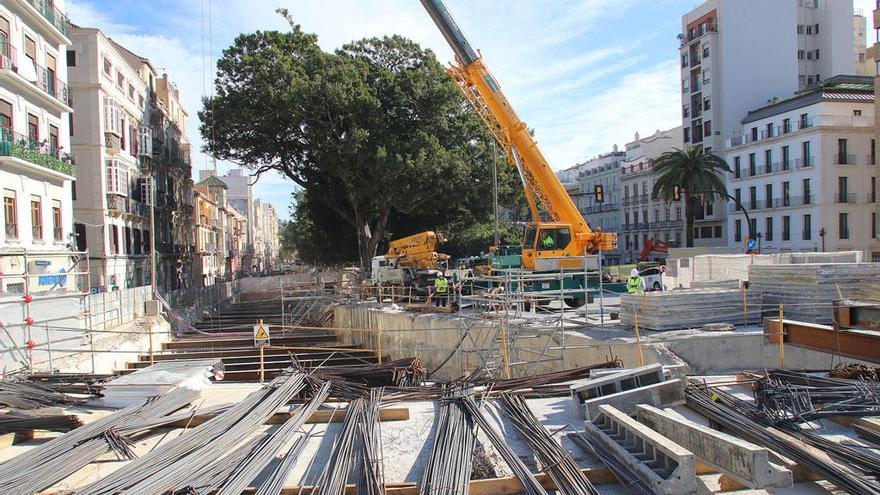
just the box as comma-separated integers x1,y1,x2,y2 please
421,0,617,272
370,231,449,293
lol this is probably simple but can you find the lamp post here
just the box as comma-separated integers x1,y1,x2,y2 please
819,227,826,252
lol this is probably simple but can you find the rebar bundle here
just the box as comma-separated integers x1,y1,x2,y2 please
754,370,880,423
686,380,880,495
0,410,83,433
499,394,600,495
79,370,307,495
460,394,549,495
0,386,201,494
214,381,332,495
419,388,477,495
311,357,426,387
0,378,86,409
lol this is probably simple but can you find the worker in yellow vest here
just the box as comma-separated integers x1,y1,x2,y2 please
627,268,645,293
433,273,449,307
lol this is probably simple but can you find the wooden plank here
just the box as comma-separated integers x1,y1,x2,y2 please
163,407,410,428
0,432,14,449
767,318,880,364
828,415,880,434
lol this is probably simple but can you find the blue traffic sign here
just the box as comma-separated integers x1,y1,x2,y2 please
746,239,757,250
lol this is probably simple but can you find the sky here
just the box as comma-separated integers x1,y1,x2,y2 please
65,0,876,219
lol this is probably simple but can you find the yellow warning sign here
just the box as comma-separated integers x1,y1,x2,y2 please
253,323,271,347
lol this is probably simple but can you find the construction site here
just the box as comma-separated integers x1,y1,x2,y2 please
2,1,880,494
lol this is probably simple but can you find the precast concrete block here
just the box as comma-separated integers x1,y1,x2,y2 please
636,405,792,489
585,404,697,495
571,363,665,405
581,379,685,420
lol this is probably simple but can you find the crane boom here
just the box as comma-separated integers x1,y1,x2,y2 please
420,0,617,269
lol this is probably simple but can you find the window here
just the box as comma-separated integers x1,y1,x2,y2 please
106,160,129,196
0,16,8,48
66,49,75,66
839,213,849,239
749,153,756,176
749,186,757,209
807,52,813,61
624,211,630,227
783,118,791,133
703,120,711,137
103,58,112,77
735,219,742,242
0,98,11,130
701,226,712,238
104,97,121,135
806,25,812,35
124,226,132,254
24,35,35,64
74,222,86,251
854,109,862,116
751,127,758,141
537,227,571,251
52,200,62,241
702,44,709,58
703,97,710,111
814,24,819,34
30,196,41,240
676,206,681,220
872,176,877,203
681,53,688,68
702,69,710,84
872,139,876,165
815,49,819,59
713,225,721,238
765,184,773,207
734,156,741,178
797,24,804,35
807,76,813,85
683,104,689,118
803,178,811,204
800,114,809,129
803,214,811,240
782,145,789,170
734,188,741,205
782,216,790,241
633,210,638,224
781,181,790,207
837,138,848,164
110,225,119,254
117,72,124,88
764,149,772,173
802,141,811,166
49,124,58,156
798,49,805,60
138,94,145,109
765,217,774,241
46,53,57,97
873,212,878,239
3,189,16,239
838,176,849,203
766,123,773,138
120,116,126,150
750,218,757,240
27,113,38,144
705,146,712,155
683,127,690,143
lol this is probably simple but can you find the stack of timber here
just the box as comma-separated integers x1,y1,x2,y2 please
620,288,760,331
749,263,880,324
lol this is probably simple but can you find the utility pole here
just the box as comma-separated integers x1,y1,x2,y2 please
492,140,499,246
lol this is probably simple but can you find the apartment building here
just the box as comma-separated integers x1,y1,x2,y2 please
68,27,154,291
193,184,222,286
575,153,624,265
855,10,872,76
252,198,278,272
0,0,75,281
725,76,879,259
620,127,686,262
680,0,855,245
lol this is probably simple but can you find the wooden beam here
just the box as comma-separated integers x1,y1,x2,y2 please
163,407,410,428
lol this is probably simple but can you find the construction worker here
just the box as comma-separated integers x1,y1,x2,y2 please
433,273,449,307
627,268,645,293
541,233,555,249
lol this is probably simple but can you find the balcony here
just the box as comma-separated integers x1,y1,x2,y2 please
0,128,75,178
835,193,857,204
794,156,814,169
106,194,150,218
0,48,71,113
11,0,71,44
835,153,856,165
678,24,718,46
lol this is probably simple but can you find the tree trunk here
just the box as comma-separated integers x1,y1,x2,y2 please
684,192,695,248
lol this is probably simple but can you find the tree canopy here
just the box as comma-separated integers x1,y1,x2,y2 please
202,12,524,267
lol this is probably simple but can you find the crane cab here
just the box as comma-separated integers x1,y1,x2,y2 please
522,222,581,270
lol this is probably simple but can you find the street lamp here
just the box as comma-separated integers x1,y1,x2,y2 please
819,227,826,252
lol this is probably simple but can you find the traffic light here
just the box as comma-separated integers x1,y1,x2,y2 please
594,184,604,203
672,185,681,202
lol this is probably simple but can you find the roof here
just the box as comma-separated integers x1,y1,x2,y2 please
197,175,229,189
742,75,874,124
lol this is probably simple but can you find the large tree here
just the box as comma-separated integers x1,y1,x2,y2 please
652,146,730,247
201,13,520,268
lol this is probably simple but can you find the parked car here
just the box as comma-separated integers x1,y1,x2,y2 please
639,266,665,291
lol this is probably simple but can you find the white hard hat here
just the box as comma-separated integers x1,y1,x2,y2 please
631,269,639,278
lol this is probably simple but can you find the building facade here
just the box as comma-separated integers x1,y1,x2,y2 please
0,0,75,289
68,28,153,291
680,0,855,246
855,10,872,76
725,76,879,258
575,153,624,265
620,127,686,262
193,184,222,287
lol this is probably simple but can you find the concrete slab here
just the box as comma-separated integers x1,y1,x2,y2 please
585,404,697,495
636,404,792,489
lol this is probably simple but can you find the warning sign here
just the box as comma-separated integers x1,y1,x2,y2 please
253,322,271,347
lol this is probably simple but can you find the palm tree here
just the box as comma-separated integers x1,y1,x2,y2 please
652,146,730,247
